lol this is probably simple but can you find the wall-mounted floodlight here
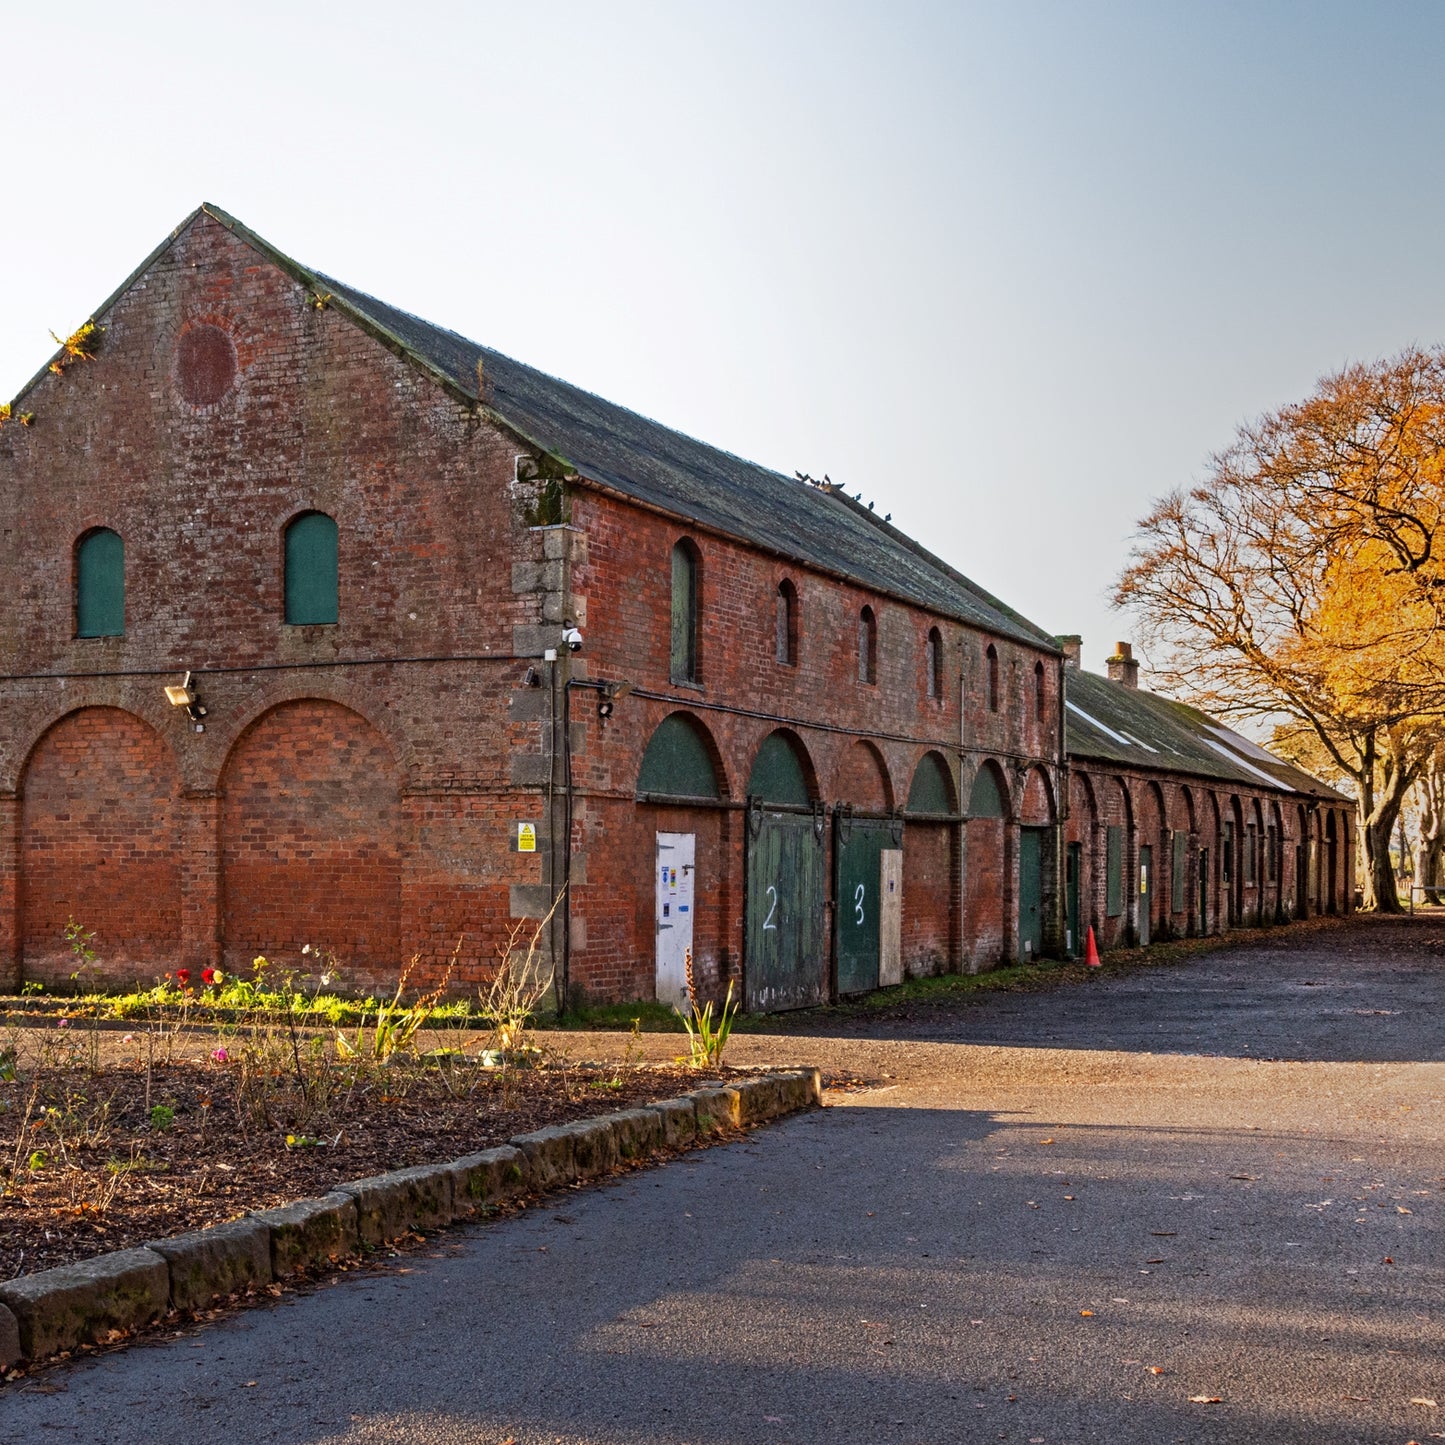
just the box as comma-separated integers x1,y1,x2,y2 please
165,670,208,731
597,679,633,722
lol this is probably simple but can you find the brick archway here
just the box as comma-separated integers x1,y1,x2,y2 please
220,700,402,981
20,707,181,987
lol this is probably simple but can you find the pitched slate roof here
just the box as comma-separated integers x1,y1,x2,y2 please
1064,666,1347,800
154,205,1050,651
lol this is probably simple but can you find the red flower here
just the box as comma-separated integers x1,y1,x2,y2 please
175,968,191,986
201,967,216,986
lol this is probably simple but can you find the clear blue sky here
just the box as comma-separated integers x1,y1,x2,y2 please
5,0,1445,678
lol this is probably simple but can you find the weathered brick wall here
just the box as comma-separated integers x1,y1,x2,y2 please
0,212,548,992
1064,757,1354,952
20,708,181,988
219,700,403,987
562,489,1063,991
0,208,1072,1004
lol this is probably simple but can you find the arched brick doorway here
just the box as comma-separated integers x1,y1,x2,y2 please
220,701,402,982
20,707,181,987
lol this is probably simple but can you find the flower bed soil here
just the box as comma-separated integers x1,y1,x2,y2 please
0,1044,721,1281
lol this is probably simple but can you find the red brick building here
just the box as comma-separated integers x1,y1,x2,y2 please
1061,640,1353,953
0,206,1349,1006
0,205,1074,1005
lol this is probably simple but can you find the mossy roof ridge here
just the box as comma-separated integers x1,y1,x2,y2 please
1064,667,1347,801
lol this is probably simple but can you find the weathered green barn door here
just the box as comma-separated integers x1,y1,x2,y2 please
1137,844,1152,945
1018,826,1047,960
1065,842,1082,956
834,811,904,995
745,806,826,1011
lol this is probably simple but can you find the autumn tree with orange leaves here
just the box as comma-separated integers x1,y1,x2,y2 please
1116,346,1445,912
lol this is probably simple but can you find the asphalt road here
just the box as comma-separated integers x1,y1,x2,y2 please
5,914,1443,1444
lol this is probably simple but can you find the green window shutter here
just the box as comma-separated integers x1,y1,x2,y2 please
747,731,810,806
670,544,698,683
285,512,339,625
967,765,1004,819
1106,825,1123,917
638,714,720,798
76,528,124,637
907,752,954,816
1171,829,1187,913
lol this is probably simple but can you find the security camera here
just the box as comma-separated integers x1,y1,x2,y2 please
562,625,583,652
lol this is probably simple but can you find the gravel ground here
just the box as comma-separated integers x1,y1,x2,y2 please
5,912,1442,1444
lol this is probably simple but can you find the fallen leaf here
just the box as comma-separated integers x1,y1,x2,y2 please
1039,1138,1055,1145
1080,1310,1094,1317
1412,1398,1439,1408
1384,1256,1395,1264
1149,1366,1166,1376
1398,1206,1414,1215
1146,1258,1166,1264
244,1381,258,1388
1229,1174,1257,1181
1188,1395,1222,1404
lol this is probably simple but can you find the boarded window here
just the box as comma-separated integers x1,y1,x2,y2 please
1245,824,1257,883
1221,821,1233,882
1267,825,1277,881
670,541,700,683
907,752,954,815
926,627,943,699
775,580,798,666
75,528,124,637
858,606,877,685
747,730,810,806
967,763,1004,819
1106,824,1124,917
986,644,999,712
1171,829,1187,913
637,714,720,798
284,512,339,625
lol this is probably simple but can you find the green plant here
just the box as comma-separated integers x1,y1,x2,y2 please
148,1104,175,1133
479,901,559,1057
674,951,739,1069
335,945,457,1064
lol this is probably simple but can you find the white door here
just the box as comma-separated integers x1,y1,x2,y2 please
655,832,695,1008
879,848,903,986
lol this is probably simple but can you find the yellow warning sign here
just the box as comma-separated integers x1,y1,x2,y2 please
517,823,537,853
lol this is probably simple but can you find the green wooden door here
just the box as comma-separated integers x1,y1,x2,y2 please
1065,842,1082,956
1018,827,1046,959
834,814,902,995
1138,844,1152,946
745,809,826,1011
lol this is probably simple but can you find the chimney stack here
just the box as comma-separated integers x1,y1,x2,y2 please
1106,641,1139,689
1055,635,1082,670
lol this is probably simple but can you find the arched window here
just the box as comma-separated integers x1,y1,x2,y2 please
75,528,124,637
747,729,812,806
858,606,878,685
638,713,721,799
986,643,999,712
670,540,700,684
926,627,943,699
908,751,956,815
775,579,799,666
1034,660,1046,720
284,512,339,625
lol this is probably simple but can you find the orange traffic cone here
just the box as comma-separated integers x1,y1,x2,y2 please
1084,926,1101,968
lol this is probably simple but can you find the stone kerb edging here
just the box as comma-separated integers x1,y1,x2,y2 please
0,1068,822,1371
